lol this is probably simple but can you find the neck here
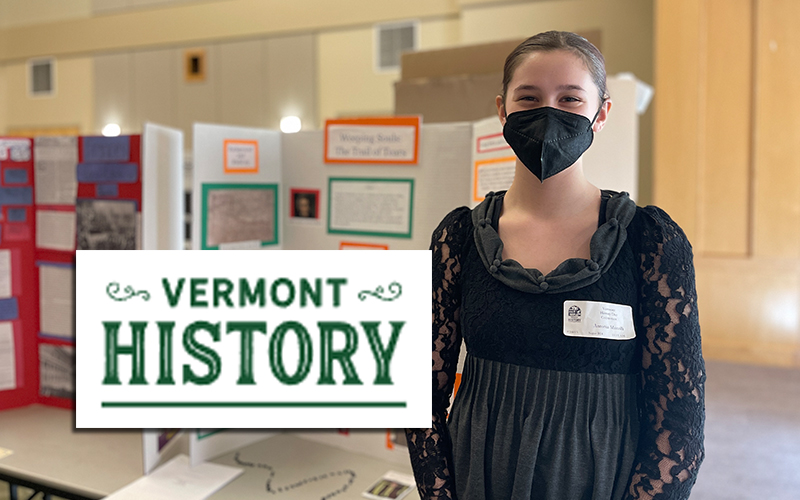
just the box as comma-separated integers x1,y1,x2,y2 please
504,159,599,219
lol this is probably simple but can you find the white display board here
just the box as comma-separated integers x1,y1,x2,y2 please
189,430,276,467
142,123,184,250
192,123,282,250
142,429,188,474
281,124,472,251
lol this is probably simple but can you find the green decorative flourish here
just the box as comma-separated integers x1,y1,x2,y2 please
358,282,402,302
106,282,151,302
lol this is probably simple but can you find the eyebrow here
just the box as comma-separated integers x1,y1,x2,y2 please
514,84,587,92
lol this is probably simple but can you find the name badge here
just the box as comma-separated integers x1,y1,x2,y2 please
563,300,635,341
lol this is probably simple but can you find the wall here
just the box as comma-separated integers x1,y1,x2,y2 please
317,17,460,124
654,0,800,367
0,0,459,61
0,66,6,134
93,34,316,144
0,0,91,29
91,0,221,16
4,56,94,134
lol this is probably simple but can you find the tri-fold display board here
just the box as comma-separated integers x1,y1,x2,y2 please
191,118,474,252
0,125,184,412
0,135,143,410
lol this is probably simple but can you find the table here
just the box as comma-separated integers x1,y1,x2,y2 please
0,406,421,500
0,405,142,499
210,433,420,500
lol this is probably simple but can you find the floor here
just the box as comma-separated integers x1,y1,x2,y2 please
690,360,800,499
1,360,798,499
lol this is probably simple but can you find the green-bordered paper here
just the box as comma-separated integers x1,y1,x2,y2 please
327,177,414,239
201,183,279,249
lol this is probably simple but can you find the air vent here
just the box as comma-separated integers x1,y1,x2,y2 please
29,58,55,97
375,21,418,72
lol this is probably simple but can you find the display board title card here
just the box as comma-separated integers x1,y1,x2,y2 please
76,250,430,428
324,117,420,164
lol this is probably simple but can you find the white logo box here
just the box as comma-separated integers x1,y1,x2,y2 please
75,250,431,429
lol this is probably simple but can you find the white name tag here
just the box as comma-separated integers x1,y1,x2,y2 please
563,300,635,340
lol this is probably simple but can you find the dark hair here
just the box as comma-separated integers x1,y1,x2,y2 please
501,31,608,105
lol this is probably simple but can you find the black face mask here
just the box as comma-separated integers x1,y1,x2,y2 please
503,106,599,182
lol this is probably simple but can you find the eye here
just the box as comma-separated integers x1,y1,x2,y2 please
561,96,581,103
517,95,537,102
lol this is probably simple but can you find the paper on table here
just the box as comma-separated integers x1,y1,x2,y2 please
36,210,76,251
104,454,242,500
39,265,74,338
0,250,11,299
0,322,16,391
34,136,78,205
362,470,416,500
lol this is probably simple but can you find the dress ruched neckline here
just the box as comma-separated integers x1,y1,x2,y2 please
471,190,637,294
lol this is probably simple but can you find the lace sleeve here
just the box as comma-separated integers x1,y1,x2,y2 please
626,206,706,500
405,207,470,500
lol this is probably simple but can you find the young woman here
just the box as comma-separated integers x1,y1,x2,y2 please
406,31,705,500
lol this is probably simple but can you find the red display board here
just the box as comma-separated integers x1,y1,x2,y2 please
0,135,141,411
0,138,37,410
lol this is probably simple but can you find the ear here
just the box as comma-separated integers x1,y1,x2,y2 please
496,95,506,126
592,98,612,133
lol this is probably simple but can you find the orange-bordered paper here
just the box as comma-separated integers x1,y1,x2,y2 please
476,132,511,154
223,139,259,174
339,241,390,250
473,156,516,202
324,116,420,165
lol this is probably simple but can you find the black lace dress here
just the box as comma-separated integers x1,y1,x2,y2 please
406,190,705,500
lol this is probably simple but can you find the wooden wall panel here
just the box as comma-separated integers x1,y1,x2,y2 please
700,0,751,256
656,0,800,366
653,0,702,241
655,0,753,254
753,0,800,258
696,257,800,367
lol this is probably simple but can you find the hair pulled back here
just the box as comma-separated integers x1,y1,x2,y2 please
501,31,608,105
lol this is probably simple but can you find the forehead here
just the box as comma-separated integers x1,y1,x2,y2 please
509,50,595,90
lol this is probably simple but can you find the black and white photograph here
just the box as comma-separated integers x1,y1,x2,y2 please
38,344,75,400
76,199,137,250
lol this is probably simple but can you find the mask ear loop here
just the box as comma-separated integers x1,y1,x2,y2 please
589,95,608,128
589,105,602,126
